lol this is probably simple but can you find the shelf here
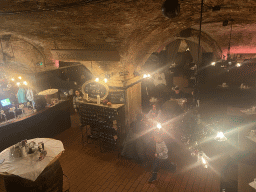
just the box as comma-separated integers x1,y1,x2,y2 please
78,101,124,109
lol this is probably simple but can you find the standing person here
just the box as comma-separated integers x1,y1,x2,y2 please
26,87,35,109
73,90,82,113
17,86,27,104
146,98,161,121
148,132,174,183
121,113,148,163
134,113,150,164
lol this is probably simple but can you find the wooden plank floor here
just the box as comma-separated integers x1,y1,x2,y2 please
0,113,220,192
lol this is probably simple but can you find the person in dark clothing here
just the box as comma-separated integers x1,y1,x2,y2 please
187,89,199,109
73,90,82,112
121,113,149,163
170,86,186,99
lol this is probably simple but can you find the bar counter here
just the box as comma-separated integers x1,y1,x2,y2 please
0,101,71,152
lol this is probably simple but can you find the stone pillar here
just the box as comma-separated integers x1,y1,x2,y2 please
125,82,142,128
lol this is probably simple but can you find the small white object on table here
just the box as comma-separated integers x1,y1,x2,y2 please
0,138,64,181
249,180,256,189
218,83,229,88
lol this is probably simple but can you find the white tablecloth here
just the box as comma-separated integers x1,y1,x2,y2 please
0,138,64,181
249,181,256,189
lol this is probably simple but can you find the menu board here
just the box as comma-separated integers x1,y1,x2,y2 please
81,80,109,102
109,91,125,104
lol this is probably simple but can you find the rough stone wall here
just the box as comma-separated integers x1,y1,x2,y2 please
1,0,256,131
0,0,256,80
125,82,142,127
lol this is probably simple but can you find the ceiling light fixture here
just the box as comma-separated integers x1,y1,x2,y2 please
95,78,99,82
162,0,180,19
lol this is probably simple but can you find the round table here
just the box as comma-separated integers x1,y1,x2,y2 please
3,159,63,192
0,138,64,192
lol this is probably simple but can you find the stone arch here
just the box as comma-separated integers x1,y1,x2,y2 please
0,33,53,74
134,27,223,73
155,28,222,60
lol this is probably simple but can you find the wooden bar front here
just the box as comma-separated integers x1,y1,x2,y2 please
0,101,71,152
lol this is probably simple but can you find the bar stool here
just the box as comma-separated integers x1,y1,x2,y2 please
79,124,97,146
79,125,88,147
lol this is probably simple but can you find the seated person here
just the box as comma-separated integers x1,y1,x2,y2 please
170,86,186,99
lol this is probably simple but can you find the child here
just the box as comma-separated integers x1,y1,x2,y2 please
73,90,82,113
148,133,169,183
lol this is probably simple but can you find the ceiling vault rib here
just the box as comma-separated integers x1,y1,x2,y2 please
15,37,47,68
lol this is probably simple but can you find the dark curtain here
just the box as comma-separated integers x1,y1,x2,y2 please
185,40,203,64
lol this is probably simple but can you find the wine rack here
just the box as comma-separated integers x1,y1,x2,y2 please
79,102,125,152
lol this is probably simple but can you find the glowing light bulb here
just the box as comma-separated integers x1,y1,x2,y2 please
104,78,108,83
17,82,20,86
215,131,227,142
11,78,15,81
23,81,27,85
217,132,224,138
95,78,99,82
18,76,22,80
202,157,207,165
211,62,216,66
157,123,162,129
143,74,148,78
147,74,151,78
236,63,241,67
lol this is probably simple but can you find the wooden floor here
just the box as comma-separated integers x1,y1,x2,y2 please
0,113,220,192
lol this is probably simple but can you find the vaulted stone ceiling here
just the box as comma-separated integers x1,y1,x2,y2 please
0,0,256,85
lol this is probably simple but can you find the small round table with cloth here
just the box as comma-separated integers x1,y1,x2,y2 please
0,138,64,192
